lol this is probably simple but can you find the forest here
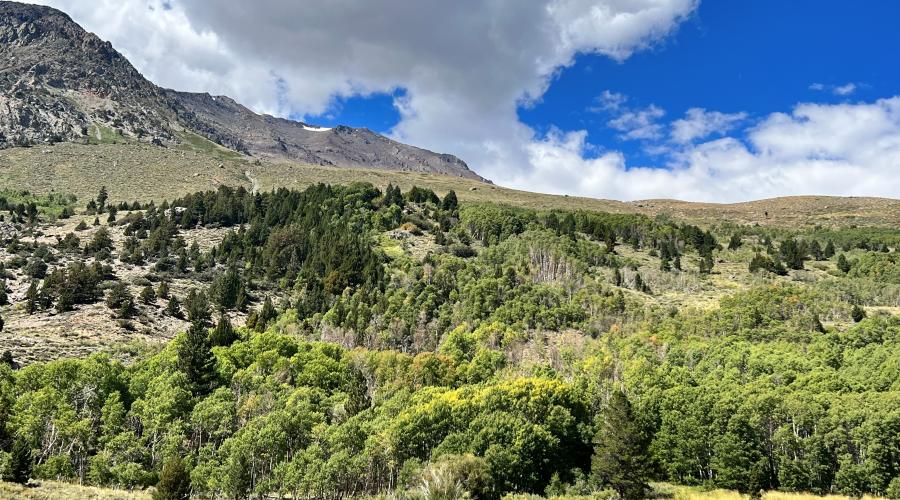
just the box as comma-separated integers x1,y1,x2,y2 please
0,183,899,499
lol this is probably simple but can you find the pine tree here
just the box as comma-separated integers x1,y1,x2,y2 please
851,304,866,323
592,390,651,499
728,233,742,251
612,267,623,287
441,190,458,212
604,231,617,253
158,281,171,299
837,254,852,273
153,455,191,500
106,282,135,318
210,313,238,347
824,240,836,258
25,282,39,314
177,290,216,396
140,284,157,305
165,295,182,318
9,437,32,485
255,296,277,332
809,240,823,261
779,238,807,270
97,186,108,213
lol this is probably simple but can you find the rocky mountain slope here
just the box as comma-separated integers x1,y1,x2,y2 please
0,1,485,180
172,91,483,178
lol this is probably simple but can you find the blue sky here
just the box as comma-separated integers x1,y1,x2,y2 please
309,0,900,168
43,0,900,201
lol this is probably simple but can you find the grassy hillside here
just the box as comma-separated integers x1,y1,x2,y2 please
0,481,880,500
1,142,899,228
0,480,150,499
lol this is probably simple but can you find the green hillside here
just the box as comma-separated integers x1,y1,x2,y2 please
0,181,898,498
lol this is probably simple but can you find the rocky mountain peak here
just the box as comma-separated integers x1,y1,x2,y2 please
0,1,485,181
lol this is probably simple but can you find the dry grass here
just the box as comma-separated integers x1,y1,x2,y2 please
658,483,878,500
0,480,151,499
1,143,898,228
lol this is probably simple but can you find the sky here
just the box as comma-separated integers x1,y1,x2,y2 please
32,0,900,202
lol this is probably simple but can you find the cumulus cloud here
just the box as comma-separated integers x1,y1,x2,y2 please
537,97,900,201
670,108,748,143
32,0,698,184
30,0,900,202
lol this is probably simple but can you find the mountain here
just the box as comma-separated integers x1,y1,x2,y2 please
0,1,485,181
171,91,482,177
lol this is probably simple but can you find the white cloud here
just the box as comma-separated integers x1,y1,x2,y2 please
608,105,666,140
810,82,859,96
32,0,698,187
28,1,900,202
834,83,857,96
526,97,900,202
671,108,748,143
593,90,628,112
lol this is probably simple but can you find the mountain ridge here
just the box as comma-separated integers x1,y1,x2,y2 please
0,1,486,180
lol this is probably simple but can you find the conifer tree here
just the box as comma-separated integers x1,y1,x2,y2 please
158,281,171,299
809,240,823,260
25,282,39,314
97,186,108,213
779,238,807,270
592,390,651,499
106,282,135,318
837,254,851,273
612,267,623,287
728,233,742,250
255,296,277,332
441,190,458,212
177,290,216,396
9,437,32,485
824,240,836,258
210,312,238,347
851,304,866,323
604,231,617,253
165,295,182,318
140,284,157,305
153,455,191,500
